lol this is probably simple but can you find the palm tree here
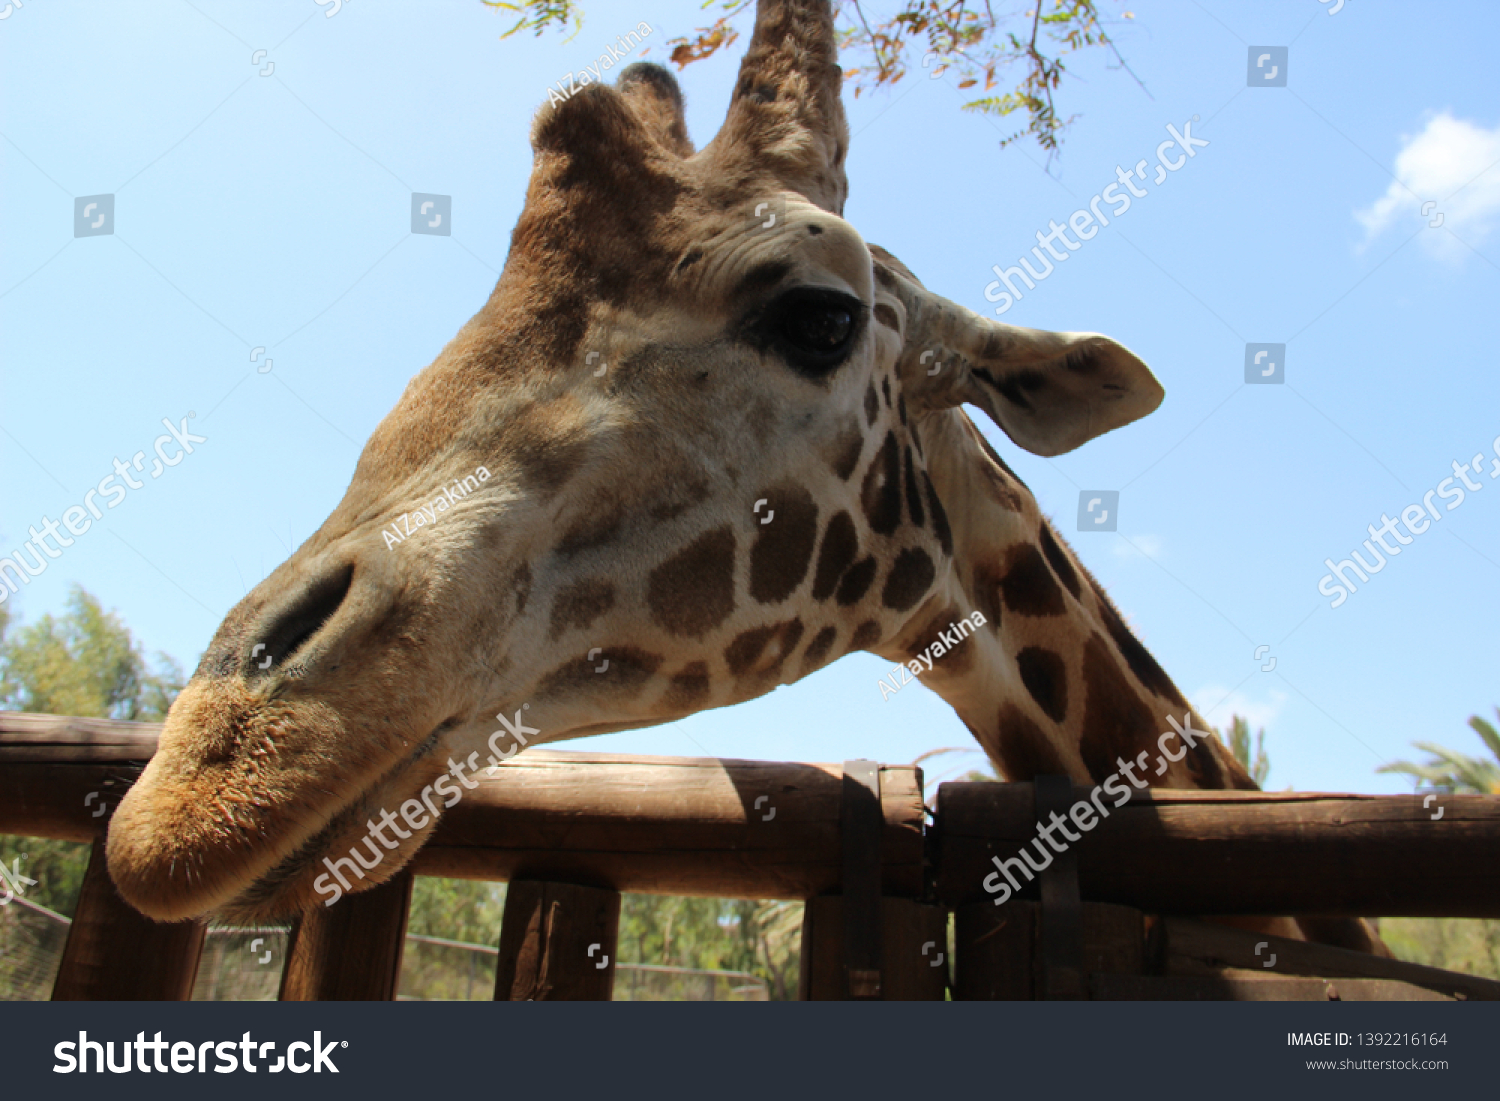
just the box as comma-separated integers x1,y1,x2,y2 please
1223,715,1270,787
1379,708,1500,795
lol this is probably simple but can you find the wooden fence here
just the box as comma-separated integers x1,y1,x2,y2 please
3,711,1499,1001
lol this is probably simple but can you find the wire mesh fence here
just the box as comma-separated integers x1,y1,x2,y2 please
0,910,768,1001
0,896,71,1000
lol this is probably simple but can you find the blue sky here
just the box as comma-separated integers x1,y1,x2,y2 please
2,0,1496,795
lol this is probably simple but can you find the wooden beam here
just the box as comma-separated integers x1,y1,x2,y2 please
279,869,413,1000
0,762,144,841
51,838,204,1000
0,719,926,902
418,754,925,900
0,712,161,763
493,880,619,1001
934,782,1500,917
1161,917,1500,1001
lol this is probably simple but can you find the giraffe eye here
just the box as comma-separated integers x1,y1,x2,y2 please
769,288,864,375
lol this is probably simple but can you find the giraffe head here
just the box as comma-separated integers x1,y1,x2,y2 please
107,0,1165,922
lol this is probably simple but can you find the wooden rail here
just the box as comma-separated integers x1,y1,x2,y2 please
934,781,1500,917
4,711,1500,1002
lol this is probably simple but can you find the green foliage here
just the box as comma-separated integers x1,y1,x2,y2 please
0,585,183,721
0,837,87,919
1374,709,1500,980
492,0,1136,155
0,587,185,919
1222,715,1270,787
483,0,583,40
407,877,507,944
1379,708,1500,795
1381,918,1500,980
616,894,801,999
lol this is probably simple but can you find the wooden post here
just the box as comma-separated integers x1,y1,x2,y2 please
493,880,620,1001
1034,775,1085,1000
953,901,1148,1000
799,897,947,1000
279,868,413,1000
953,899,1034,1000
51,837,204,1000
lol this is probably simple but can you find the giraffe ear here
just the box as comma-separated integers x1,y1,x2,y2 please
878,255,1163,457
916,322,1164,458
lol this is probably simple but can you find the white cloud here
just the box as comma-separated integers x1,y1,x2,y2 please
1190,684,1287,734
1111,533,1163,559
1355,111,1500,260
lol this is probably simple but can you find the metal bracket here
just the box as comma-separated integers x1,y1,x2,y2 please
841,759,883,999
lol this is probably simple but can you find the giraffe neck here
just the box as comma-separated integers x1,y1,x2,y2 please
878,408,1254,791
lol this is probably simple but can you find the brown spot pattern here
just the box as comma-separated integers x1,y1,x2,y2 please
536,646,663,699
922,473,952,556
548,577,615,639
903,448,925,529
999,544,1064,617
509,402,592,499
724,618,805,678
749,486,818,604
663,661,711,711
647,477,710,523
1090,580,1188,708
557,505,625,557
881,547,935,612
873,303,900,331
969,421,1028,508
1015,646,1068,723
812,511,859,602
861,432,902,536
647,525,736,638
849,620,882,651
1078,632,1159,782
802,626,838,671
1039,523,1081,600
968,559,1004,632
836,557,878,605
864,383,880,427
905,604,976,677
828,418,865,481
992,702,1073,780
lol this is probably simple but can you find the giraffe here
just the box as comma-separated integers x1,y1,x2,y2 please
104,0,1383,954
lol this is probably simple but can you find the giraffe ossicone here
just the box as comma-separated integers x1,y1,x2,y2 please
102,2,1380,957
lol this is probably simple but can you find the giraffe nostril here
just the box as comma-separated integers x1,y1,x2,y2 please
248,562,355,676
